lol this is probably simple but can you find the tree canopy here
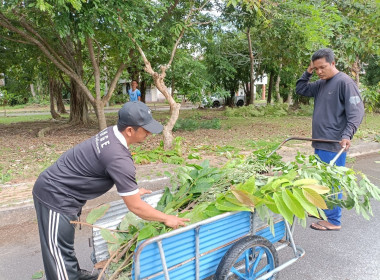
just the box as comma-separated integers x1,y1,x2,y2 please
1,0,379,145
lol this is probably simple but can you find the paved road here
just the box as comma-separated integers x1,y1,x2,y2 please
0,153,379,280
3,103,198,117
279,152,380,280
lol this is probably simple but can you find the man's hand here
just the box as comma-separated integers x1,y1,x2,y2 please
138,188,152,196
307,61,314,74
163,215,190,229
340,139,351,150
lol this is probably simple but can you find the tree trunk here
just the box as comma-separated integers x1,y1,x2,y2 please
247,27,255,105
52,79,67,114
49,78,61,119
351,57,360,86
171,76,175,99
275,63,282,103
154,77,180,150
267,71,274,105
286,89,293,105
140,79,147,103
30,84,36,99
69,79,89,125
228,89,235,107
94,100,106,130
56,90,67,114
162,102,180,149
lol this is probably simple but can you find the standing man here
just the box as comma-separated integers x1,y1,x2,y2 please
296,48,364,231
33,101,189,280
128,80,141,102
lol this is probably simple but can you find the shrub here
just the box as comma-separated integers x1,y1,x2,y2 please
361,85,380,113
173,118,221,131
224,104,289,118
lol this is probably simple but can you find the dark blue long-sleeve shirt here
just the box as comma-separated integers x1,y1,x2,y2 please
296,71,364,152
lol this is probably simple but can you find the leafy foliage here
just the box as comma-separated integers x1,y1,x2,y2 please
224,104,289,118
88,150,380,277
86,204,110,224
361,85,380,113
173,117,221,131
131,137,184,165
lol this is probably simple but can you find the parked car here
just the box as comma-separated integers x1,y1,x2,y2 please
202,95,245,108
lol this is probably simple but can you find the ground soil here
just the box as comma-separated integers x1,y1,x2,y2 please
1,108,378,209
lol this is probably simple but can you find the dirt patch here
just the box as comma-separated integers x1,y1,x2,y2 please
0,115,311,185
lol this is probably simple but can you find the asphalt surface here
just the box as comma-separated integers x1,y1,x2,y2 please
278,152,380,280
0,152,379,280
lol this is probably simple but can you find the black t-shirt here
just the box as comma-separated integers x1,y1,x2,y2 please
33,126,138,215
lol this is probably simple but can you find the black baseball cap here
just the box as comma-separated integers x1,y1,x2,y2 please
117,101,163,134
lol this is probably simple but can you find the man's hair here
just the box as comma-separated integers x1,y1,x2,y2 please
132,80,138,84
117,124,139,132
311,48,335,63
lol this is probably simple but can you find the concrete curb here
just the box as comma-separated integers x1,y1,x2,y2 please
1,142,379,228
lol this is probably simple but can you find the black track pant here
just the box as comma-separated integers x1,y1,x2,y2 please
34,198,80,280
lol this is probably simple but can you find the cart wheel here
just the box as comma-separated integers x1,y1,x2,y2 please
214,236,279,280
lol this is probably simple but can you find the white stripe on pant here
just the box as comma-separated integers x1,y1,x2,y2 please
48,210,69,280
34,198,80,280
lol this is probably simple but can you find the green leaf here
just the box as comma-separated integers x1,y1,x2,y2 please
204,203,224,217
32,271,44,279
302,188,328,209
300,184,330,194
293,188,320,218
215,195,251,212
184,203,208,223
236,175,256,193
292,178,319,186
138,224,159,241
119,212,139,231
282,189,305,219
157,187,173,211
86,204,110,224
100,229,119,244
231,187,256,211
188,153,201,160
273,192,294,224
272,178,290,189
190,177,215,193
264,195,280,214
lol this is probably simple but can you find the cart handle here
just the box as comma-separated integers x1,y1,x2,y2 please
267,137,345,165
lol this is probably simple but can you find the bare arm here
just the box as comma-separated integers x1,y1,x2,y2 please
122,193,190,229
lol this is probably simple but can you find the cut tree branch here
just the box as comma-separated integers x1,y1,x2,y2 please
104,62,127,103
87,37,101,100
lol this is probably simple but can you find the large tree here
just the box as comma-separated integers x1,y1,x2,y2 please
116,0,213,148
0,0,133,128
329,0,380,85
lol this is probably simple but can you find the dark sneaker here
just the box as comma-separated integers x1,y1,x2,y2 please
78,269,99,280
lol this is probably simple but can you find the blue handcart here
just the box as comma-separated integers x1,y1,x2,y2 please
92,137,348,279
92,191,305,280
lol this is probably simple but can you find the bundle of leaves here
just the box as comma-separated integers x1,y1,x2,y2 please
130,137,184,165
172,117,221,131
87,152,380,279
224,104,289,118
